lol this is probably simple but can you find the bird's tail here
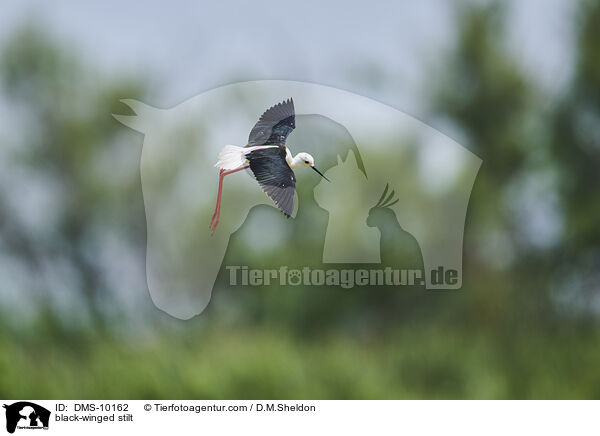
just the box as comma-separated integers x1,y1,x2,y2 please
214,145,247,170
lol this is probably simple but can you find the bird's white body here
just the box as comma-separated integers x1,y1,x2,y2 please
215,145,314,171
214,144,275,170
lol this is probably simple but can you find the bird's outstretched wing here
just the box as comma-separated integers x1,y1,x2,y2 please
247,98,295,147
246,147,296,217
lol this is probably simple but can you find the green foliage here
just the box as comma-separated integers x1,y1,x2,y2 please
2,324,600,399
1,2,600,399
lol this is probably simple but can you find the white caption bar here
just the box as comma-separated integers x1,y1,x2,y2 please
1,400,597,435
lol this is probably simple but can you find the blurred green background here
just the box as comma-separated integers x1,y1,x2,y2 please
1,0,600,399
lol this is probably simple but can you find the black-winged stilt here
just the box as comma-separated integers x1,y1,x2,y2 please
210,98,330,233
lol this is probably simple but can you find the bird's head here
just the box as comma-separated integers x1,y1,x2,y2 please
295,152,330,182
296,152,314,167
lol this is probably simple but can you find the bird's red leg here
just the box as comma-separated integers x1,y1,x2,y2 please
210,165,250,234
210,169,225,229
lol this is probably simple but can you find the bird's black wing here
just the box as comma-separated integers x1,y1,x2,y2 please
246,147,296,217
247,98,295,147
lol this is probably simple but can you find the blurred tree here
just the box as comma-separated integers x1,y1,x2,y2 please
430,2,551,329
0,26,148,333
547,0,600,319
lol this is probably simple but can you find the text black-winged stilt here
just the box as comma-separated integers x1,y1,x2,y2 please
210,98,330,233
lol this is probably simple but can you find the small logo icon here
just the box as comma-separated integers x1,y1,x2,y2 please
3,402,50,434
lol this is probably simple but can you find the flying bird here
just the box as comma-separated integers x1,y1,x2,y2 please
210,98,329,233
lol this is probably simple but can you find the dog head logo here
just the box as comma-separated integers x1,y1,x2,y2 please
3,402,50,434
115,80,481,319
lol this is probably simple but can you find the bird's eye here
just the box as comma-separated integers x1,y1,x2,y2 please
304,160,309,164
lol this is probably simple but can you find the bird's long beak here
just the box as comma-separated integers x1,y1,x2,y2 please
312,166,330,182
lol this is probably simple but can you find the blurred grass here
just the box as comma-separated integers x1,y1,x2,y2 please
1,323,599,399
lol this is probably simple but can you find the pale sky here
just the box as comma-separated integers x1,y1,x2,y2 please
0,0,574,114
